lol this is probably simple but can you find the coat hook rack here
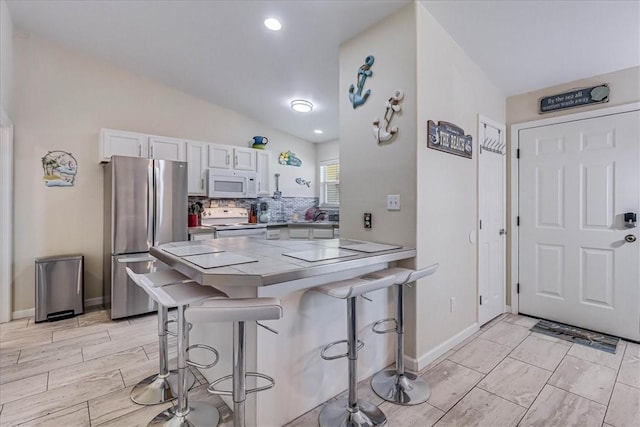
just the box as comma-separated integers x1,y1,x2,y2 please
480,125,505,155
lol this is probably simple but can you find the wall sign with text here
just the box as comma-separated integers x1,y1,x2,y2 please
539,84,609,113
427,120,472,159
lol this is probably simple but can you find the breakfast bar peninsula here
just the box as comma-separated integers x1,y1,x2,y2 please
150,236,416,426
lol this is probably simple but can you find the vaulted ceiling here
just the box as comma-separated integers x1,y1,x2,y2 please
6,0,639,142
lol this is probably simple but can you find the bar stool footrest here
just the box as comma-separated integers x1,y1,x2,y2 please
207,372,275,396
186,343,219,370
372,318,398,334
320,339,365,360
164,318,177,337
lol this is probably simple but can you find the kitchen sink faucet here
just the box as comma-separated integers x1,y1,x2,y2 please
314,210,327,221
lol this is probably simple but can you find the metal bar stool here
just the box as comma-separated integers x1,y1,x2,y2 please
185,298,283,427
126,268,227,426
311,274,397,427
368,264,439,405
127,269,199,405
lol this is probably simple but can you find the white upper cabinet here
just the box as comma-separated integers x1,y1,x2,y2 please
99,129,185,162
101,129,271,197
256,150,271,195
232,147,256,171
208,144,233,170
209,144,256,172
186,140,208,195
149,135,186,161
99,129,148,162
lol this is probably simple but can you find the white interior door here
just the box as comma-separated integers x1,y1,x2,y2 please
478,118,506,325
518,110,640,341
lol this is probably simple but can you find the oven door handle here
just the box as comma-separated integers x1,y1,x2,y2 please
215,228,267,238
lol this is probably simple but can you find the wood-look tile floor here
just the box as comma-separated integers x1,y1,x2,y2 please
0,310,637,426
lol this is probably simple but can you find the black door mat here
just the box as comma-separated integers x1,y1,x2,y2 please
530,319,620,354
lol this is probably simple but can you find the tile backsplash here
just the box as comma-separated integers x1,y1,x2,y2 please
188,196,338,223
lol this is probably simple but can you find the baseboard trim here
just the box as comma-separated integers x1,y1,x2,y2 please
12,308,35,319
11,297,104,320
85,297,104,308
404,322,480,372
505,304,513,313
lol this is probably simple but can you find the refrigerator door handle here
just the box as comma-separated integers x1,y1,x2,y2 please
148,162,155,247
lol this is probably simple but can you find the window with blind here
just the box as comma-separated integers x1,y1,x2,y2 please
320,159,339,207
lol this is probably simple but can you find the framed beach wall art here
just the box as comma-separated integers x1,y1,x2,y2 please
42,151,78,187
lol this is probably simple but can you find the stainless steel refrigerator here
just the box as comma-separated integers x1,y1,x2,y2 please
103,156,188,319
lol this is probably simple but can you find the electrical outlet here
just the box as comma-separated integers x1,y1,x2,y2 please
364,212,372,229
450,297,456,312
387,194,400,210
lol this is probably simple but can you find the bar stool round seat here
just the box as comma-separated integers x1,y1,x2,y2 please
126,268,227,426
367,264,439,406
186,298,283,427
311,274,397,427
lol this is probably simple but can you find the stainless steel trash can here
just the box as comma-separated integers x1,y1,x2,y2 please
35,254,84,322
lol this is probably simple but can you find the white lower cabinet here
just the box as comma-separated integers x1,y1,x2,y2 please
313,227,335,239
288,227,310,239
288,225,336,239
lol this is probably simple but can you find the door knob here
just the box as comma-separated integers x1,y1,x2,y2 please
499,228,507,236
625,234,637,243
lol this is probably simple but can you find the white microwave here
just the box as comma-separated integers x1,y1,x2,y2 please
207,170,257,199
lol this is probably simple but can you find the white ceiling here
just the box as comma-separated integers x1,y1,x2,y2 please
6,1,640,143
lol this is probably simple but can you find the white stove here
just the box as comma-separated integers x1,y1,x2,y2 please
200,207,267,238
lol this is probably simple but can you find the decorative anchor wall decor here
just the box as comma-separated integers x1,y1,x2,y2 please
348,55,374,109
373,90,403,144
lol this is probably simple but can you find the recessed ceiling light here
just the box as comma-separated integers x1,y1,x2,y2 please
264,18,282,31
291,99,313,113
314,129,323,134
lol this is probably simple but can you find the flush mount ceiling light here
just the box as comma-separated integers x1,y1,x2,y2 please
314,129,323,134
291,99,313,113
264,18,282,31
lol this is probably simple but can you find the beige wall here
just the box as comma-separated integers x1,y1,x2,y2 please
340,4,417,248
0,0,12,115
340,2,505,364
12,34,317,312
504,66,640,306
414,2,505,359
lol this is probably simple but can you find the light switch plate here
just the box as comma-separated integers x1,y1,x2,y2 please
387,195,400,210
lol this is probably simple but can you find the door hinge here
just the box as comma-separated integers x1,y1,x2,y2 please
479,219,482,230
517,148,520,159
479,295,483,305
517,283,520,294
517,216,520,226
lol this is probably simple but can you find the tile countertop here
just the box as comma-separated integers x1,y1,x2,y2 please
150,236,413,292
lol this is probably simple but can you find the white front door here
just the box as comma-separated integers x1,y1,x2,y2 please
478,118,506,325
518,110,640,341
